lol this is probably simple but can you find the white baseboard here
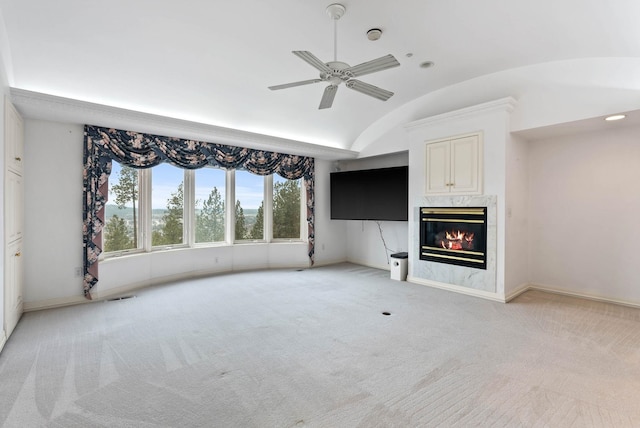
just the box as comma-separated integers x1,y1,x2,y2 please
24,295,89,312
346,257,390,272
0,330,6,354
311,257,348,268
23,263,316,312
407,276,506,302
504,283,531,302
24,271,227,312
526,283,640,309
23,268,640,313
403,274,640,309
407,278,640,308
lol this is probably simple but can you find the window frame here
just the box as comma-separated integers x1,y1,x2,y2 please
102,165,305,260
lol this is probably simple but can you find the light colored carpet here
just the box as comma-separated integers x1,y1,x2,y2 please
1,263,639,427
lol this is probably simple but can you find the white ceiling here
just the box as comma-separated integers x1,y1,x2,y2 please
1,0,640,155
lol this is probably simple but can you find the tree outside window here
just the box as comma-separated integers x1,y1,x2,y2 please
151,164,184,246
195,168,226,243
247,202,264,240
104,162,139,252
235,170,263,241
234,200,247,240
273,175,301,239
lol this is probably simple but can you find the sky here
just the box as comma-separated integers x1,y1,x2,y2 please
109,162,288,210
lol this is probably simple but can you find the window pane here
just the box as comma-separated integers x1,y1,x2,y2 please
104,161,140,252
195,167,226,243
273,175,301,239
235,170,264,240
152,163,184,246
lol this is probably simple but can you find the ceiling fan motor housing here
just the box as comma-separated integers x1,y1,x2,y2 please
321,61,353,84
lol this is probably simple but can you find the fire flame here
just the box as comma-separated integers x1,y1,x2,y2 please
440,230,475,251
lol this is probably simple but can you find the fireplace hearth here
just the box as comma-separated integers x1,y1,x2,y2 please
420,207,487,269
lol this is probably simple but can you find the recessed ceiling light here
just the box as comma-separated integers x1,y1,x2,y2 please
605,114,626,121
420,61,435,69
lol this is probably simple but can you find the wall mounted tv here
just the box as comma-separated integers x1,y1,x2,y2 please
330,166,408,221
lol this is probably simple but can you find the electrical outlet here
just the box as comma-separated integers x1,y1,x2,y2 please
74,267,83,277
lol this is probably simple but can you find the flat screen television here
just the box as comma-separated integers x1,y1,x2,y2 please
330,166,408,221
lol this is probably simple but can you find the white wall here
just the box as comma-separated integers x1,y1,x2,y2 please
346,221,408,270
527,124,640,305
22,120,346,309
23,121,85,304
313,159,348,266
334,152,409,270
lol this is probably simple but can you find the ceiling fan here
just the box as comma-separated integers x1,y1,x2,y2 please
268,3,400,109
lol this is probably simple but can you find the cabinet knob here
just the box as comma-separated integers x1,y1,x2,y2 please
15,251,21,257
15,157,21,162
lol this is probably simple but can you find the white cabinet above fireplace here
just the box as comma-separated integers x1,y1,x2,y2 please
425,133,483,195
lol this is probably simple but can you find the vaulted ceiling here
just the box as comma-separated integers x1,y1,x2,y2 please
1,0,639,157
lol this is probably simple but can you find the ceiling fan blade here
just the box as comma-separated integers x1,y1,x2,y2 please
346,79,394,101
293,51,332,73
268,79,323,90
345,54,400,77
319,85,338,109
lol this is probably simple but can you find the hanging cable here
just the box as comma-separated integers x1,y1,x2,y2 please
375,221,394,265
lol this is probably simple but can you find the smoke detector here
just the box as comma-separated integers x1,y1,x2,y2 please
367,28,382,41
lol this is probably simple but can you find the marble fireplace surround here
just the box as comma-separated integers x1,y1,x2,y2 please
409,195,498,299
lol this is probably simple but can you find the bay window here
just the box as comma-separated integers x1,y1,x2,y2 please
84,125,314,298
102,166,304,255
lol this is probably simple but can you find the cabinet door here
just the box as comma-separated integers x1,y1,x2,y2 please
5,98,24,175
4,240,23,338
5,170,23,244
425,141,450,194
450,135,480,194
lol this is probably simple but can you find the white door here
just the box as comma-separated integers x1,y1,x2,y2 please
4,97,24,339
5,99,23,174
5,170,23,243
4,240,23,337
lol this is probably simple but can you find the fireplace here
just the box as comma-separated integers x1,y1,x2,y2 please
419,207,487,269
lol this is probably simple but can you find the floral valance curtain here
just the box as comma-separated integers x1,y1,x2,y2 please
83,125,315,299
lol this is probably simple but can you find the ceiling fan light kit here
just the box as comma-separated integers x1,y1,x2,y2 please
268,3,400,109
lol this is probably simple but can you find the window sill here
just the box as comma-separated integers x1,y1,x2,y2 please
101,240,307,263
